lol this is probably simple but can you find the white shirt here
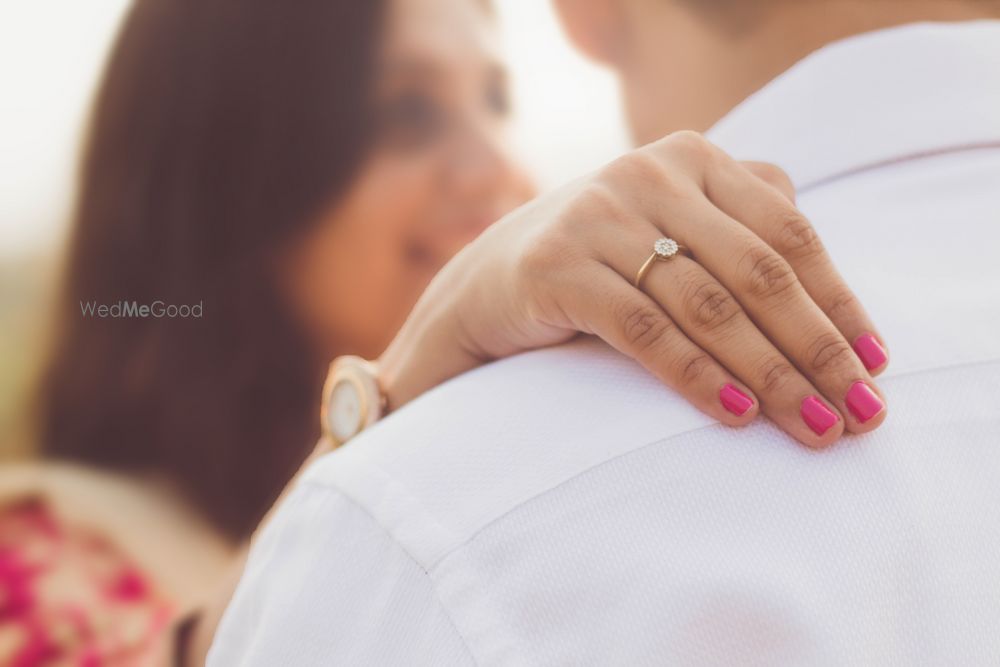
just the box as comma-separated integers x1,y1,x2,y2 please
210,22,1000,666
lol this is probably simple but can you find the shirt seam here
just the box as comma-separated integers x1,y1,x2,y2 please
296,479,482,666
798,141,1000,194
303,358,999,663
433,357,1000,565
314,356,1000,572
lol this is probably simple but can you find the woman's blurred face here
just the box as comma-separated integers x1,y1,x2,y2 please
285,0,532,361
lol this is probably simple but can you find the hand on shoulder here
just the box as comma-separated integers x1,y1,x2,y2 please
377,133,889,448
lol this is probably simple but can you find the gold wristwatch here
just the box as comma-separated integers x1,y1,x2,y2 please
320,356,387,447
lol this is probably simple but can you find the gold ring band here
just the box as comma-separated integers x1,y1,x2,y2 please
634,237,690,289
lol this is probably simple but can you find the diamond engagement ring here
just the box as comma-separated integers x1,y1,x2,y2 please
634,237,690,289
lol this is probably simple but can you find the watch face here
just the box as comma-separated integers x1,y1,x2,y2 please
325,378,363,443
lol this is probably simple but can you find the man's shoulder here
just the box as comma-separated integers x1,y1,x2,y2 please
301,337,715,568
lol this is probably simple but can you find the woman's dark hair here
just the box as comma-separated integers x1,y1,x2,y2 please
36,0,384,540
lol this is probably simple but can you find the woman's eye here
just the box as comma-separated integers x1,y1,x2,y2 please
485,80,510,117
377,92,445,151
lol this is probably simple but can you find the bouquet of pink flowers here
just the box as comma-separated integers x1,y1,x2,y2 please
0,497,172,666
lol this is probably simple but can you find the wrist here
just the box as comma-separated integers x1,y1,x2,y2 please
375,342,408,413
375,322,444,413
377,304,484,413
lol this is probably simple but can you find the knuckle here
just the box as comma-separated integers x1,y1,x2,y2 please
601,151,673,192
616,300,673,354
805,331,855,374
598,154,635,183
665,130,712,162
770,208,824,261
683,280,741,332
754,357,798,394
823,284,862,322
675,352,713,386
738,245,798,299
598,151,696,204
574,182,625,221
749,162,793,190
631,151,665,180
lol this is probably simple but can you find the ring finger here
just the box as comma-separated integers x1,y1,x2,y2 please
604,231,846,448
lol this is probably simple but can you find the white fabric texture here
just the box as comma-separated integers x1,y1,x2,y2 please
210,22,1000,666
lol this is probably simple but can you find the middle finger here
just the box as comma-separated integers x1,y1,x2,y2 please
653,199,888,434
603,231,845,447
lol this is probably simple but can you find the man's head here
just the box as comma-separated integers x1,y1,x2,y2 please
553,0,1000,143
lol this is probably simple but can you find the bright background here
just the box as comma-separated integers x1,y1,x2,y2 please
0,1,629,450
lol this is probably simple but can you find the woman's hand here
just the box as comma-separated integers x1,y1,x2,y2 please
378,131,889,448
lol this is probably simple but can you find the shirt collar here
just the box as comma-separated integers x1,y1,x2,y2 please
706,21,1000,191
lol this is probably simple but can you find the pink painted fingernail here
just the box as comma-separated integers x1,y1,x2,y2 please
720,383,754,416
801,396,839,435
845,381,885,423
853,333,887,371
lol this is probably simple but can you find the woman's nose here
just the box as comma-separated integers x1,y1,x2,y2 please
445,121,532,210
